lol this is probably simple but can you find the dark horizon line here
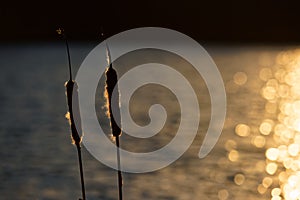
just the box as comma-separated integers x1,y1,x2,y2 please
2,36,300,46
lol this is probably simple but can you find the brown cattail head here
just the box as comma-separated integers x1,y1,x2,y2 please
105,65,122,137
65,80,83,146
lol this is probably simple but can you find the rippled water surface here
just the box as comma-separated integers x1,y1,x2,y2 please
1,43,299,200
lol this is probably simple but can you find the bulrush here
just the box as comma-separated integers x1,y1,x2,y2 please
57,28,86,200
104,42,123,200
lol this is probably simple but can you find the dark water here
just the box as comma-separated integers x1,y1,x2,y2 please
0,43,298,200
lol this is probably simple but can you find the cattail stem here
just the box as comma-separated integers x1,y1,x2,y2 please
76,145,86,200
65,37,72,81
115,136,123,200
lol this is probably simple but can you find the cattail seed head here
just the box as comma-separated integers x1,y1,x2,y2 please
105,65,122,137
65,80,83,146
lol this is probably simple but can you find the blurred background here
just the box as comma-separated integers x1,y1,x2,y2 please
1,0,300,200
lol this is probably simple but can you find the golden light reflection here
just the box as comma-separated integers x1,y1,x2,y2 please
252,135,266,148
235,124,251,137
272,188,282,200
218,189,229,200
266,163,278,175
233,72,248,85
263,177,273,188
272,188,282,197
228,150,239,162
258,184,268,194
260,119,274,136
234,173,245,185
262,86,277,100
266,148,280,161
260,49,300,200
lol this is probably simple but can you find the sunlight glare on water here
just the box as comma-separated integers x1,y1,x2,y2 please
4,44,300,200
260,49,300,200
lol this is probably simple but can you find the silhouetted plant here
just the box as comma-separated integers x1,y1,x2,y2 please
57,28,86,200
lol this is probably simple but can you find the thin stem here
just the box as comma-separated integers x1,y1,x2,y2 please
64,37,72,81
115,136,123,200
76,145,86,200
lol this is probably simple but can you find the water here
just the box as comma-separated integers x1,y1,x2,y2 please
0,43,298,200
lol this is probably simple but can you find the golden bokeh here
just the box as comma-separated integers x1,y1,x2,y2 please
260,120,274,135
252,135,266,148
260,49,300,200
235,124,251,137
266,163,278,175
262,86,277,100
228,150,239,162
271,188,282,197
234,173,245,185
225,49,300,199
266,148,280,161
263,177,273,188
233,72,248,85
258,184,268,194
218,189,229,200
